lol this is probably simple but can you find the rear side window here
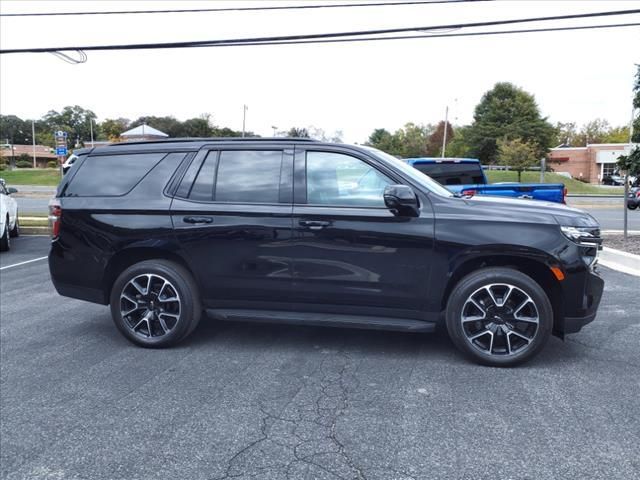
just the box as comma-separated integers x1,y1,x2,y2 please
215,150,282,203
181,150,284,203
412,162,484,185
66,153,166,196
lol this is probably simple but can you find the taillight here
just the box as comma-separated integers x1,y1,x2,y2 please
48,199,62,238
636,191,640,199
563,187,568,204
461,189,476,197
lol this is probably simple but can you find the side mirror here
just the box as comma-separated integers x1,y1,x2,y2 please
7,187,18,194
384,185,419,216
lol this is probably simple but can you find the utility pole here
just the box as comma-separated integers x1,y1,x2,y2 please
623,95,635,240
441,105,449,158
242,104,248,137
90,118,94,147
32,120,37,168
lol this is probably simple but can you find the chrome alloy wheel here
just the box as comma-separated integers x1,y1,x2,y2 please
119,274,181,339
461,283,539,357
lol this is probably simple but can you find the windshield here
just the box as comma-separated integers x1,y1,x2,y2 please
362,146,454,197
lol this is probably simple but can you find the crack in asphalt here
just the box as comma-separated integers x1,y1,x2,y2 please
211,348,369,480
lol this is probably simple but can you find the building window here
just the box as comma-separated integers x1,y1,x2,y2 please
602,164,616,177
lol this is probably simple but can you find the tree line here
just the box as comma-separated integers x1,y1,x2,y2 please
0,110,253,149
365,82,632,177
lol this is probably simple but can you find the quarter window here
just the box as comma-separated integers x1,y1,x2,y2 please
306,151,393,207
65,153,166,197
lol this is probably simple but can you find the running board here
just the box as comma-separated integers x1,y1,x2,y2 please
206,309,436,333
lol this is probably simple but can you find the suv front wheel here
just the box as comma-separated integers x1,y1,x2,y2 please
446,267,553,367
110,260,201,348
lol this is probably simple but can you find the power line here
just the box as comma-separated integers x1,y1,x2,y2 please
211,23,640,47
0,0,492,17
1,8,638,54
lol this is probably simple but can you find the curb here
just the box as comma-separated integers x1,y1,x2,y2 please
21,226,49,235
599,247,640,277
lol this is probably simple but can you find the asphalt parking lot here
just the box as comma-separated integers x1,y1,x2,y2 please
1,237,639,480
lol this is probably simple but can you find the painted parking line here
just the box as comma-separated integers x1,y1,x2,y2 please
0,256,48,271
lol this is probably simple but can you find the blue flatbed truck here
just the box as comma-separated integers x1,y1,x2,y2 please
406,158,566,204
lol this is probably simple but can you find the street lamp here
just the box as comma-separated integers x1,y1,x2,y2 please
271,126,278,137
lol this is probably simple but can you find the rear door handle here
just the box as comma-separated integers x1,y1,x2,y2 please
299,220,331,230
183,216,213,224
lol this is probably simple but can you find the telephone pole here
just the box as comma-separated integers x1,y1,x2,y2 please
242,104,248,137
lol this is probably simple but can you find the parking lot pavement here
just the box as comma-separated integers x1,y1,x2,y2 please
1,237,639,480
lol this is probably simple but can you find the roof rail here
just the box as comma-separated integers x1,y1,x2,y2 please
105,137,319,146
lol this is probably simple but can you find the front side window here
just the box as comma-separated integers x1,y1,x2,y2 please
306,151,393,207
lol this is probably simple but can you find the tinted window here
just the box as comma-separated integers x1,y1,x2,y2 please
412,162,484,185
67,153,166,196
306,151,392,207
214,150,282,203
189,151,218,201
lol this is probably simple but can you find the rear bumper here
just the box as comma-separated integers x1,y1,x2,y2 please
49,247,108,305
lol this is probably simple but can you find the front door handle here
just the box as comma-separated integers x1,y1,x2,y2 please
183,216,213,224
299,220,331,230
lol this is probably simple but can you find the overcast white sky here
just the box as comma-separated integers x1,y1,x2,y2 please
0,0,638,142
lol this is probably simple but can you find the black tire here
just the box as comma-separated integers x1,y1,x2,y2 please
445,267,552,367
9,214,19,237
110,260,201,348
628,203,638,211
0,218,9,252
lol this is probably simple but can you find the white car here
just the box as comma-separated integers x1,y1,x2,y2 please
0,178,19,251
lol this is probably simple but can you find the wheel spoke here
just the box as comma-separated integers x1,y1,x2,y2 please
122,305,139,316
157,315,169,334
509,330,532,342
130,277,148,296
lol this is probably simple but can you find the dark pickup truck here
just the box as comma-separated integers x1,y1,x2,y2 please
406,158,567,203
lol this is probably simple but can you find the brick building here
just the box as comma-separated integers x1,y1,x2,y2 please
547,143,634,184
0,144,57,168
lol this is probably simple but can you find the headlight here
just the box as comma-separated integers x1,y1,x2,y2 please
560,226,602,266
560,226,600,246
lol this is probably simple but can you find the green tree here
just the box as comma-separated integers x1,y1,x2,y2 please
444,125,473,158
287,127,310,138
43,105,97,146
0,115,32,144
395,123,433,158
182,115,215,137
617,65,640,177
497,138,539,182
603,125,630,144
366,128,399,154
99,118,130,141
467,83,555,164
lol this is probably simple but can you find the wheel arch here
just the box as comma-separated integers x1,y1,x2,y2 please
442,254,563,335
103,247,195,303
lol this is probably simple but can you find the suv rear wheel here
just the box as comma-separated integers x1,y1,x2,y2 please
446,267,552,367
110,260,201,347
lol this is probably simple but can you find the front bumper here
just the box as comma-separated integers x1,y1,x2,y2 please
556,269,604,335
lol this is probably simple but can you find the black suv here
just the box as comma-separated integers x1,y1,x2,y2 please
49,138,604,366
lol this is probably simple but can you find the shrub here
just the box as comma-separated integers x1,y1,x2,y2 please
47,161,58,168
16,160,32,168
0,164,6,171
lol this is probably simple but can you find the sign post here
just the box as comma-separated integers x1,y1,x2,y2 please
54,131,67,176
